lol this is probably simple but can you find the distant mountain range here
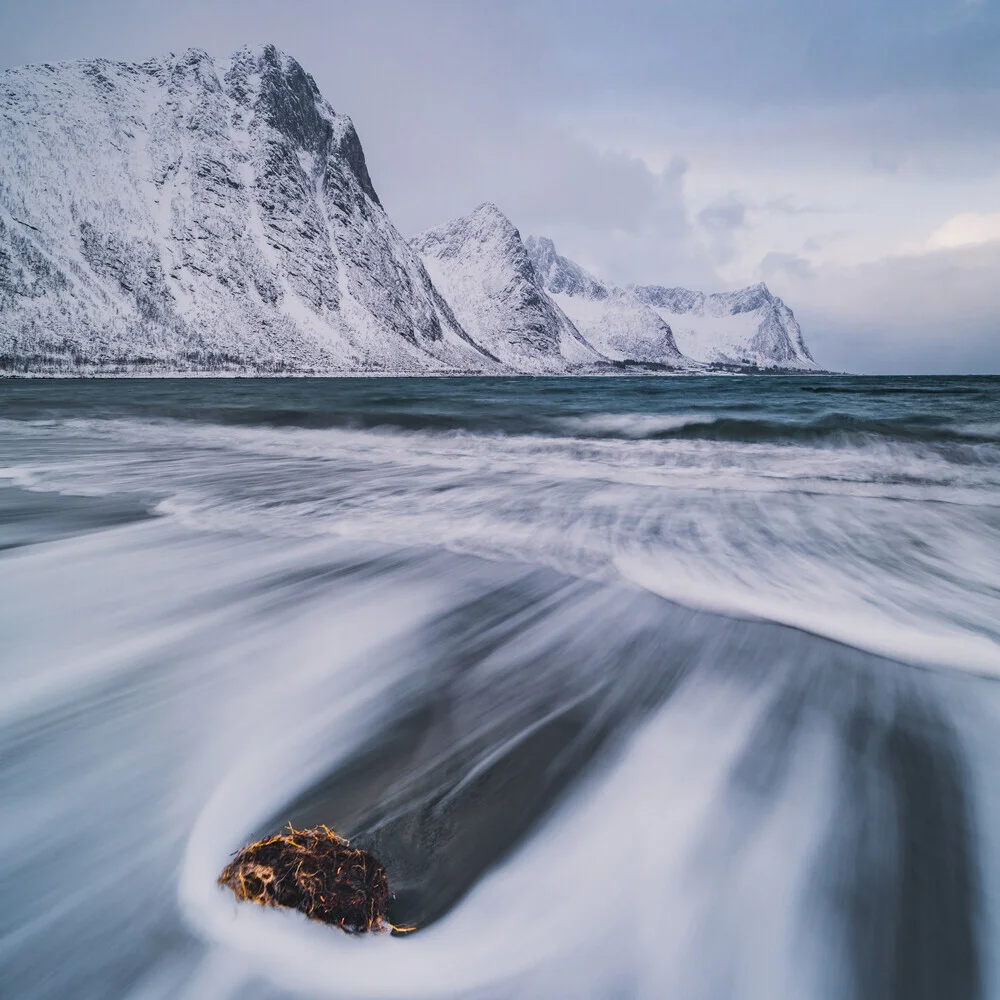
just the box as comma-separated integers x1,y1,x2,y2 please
0,46,819,375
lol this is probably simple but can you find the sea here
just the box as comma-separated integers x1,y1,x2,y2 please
1,375,999,1000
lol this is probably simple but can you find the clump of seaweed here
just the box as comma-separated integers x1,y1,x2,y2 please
218,825,390,933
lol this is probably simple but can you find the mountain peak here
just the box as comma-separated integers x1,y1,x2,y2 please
471,202,509,221
526,236,687,366
0,45,492,373
469,203,521,238
632,281,815,368
219,45,380,205
229,43,322,98
410,210,605,371
179,46,213,64
525,235,605,300
526,235,555,252
411,204,524,261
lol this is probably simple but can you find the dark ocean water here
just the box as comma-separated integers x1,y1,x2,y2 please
1,375,999,1000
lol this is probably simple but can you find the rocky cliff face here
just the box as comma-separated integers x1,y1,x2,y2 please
525,237,689,367
410,204,605,372
632,283,817,370
0,46,498,373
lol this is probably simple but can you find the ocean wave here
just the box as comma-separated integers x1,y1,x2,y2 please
636,412,1000,448
3,405,1000,680
552,413,718,438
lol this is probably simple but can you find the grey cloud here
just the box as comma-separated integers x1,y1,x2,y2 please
761,197,826,217
483,135,665,235
520,155,722,291
532,0,1000,105
694,195,747,266
772,242,1000,373
697,197,746,234
760,252,816,282
374,121,683,241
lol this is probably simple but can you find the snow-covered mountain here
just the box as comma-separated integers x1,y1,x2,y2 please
631,283,817,370
0,46,500,373
410,204,604,373
0,44,818,375
522,235,816,371
524,237,690,368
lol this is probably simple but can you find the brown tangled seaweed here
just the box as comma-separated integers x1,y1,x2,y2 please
218,825,390,933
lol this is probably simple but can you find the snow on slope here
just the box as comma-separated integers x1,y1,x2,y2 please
632,284,817,370
524,237,691,368
411,204,606,372
0,46,500,373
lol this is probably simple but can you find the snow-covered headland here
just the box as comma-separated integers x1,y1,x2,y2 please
0,46,819,375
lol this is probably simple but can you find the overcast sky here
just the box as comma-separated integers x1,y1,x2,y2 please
3,0,999,372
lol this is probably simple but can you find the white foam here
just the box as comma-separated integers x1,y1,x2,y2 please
179,664,841,999
617,554,1000,678
554,412,717,437
3,411,999,683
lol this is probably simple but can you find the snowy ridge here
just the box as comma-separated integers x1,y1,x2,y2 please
0,44,819,375
632,283,817,370
0,46,500,374
410,204,606,372
525,237,691,368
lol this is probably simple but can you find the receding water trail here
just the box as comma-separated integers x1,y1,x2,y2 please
1,376,998,999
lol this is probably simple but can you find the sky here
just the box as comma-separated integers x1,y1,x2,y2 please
2,0,999,373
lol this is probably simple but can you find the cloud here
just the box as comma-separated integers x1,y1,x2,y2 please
927,212,1000,250
692,195,748,266
697,197,747,234
760,252,815,281
767,241,1000,373
761,197,826,217
524,0,1000,107
530,155,722,291
470,133,668,236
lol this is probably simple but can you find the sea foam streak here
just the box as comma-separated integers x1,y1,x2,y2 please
1,389,997,673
